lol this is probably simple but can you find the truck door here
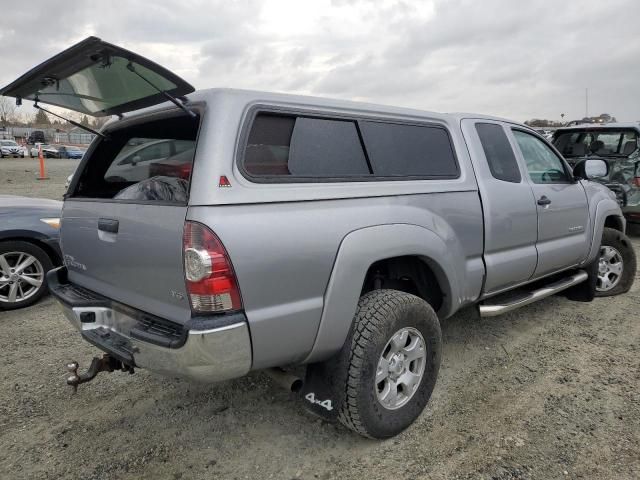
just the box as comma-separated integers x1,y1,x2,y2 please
461,120,539,294
509,128,591,278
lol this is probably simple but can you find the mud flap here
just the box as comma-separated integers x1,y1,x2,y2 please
299,352,350,422
565,259,598,302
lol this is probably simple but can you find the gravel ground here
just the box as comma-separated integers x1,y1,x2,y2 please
1,158,639,480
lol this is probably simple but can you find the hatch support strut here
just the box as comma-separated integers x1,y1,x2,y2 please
126,62,197,119
33,102,107,139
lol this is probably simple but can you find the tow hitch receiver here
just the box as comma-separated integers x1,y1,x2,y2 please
66,354,134,392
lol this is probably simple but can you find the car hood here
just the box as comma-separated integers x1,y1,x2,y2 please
0,195,62,210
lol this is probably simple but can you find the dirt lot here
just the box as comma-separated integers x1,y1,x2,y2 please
1,158,639,479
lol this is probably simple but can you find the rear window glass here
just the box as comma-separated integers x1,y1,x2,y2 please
245,114,295,175
243,113,458,180
475,123,521,183
359,121,458,177
245,114,368,177
19,57,179,117
553,129,639,157
289,117,369,176
71,114,199,203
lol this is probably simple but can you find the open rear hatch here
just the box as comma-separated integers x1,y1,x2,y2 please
0,36,194,116
2,38,200,325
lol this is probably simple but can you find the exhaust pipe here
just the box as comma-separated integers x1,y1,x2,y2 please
264,368,303,393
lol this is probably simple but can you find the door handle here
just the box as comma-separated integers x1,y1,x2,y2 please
98,218,119,234
537,196,551,206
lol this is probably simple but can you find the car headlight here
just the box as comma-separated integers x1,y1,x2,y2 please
40,218,61,229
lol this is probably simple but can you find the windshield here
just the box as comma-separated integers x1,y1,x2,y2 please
1,140,18,146
553,129,639,157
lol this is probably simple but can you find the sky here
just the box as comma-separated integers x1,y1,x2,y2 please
1,0,639,123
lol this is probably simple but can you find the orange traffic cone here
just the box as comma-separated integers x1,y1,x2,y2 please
36,144,49,180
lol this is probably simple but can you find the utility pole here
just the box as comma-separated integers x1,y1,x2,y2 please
585,88,589,118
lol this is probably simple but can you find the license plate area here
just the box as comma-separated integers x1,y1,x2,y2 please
82,327,136,366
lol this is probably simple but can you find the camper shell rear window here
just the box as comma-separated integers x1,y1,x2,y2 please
69,112,200,204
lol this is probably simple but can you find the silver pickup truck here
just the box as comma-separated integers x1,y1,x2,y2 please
2,38,636,439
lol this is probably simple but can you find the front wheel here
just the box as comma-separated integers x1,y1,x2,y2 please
0,241,53,310
337,289,442,438
595,227,636,297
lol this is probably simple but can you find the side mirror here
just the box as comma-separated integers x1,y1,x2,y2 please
573,158,608,180
131,155,142,165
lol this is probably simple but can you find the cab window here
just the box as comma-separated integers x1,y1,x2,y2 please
513,130,569,184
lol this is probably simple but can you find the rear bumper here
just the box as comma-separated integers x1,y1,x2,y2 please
622,205,640,224
47,267,252,383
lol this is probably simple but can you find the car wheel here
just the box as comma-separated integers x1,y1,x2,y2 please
0,241,53,310
595,227,637,297
337,289,442,438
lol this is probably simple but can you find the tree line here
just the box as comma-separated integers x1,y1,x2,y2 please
0,97,107,129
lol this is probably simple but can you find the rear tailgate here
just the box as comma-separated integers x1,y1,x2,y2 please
1,36,203,325
62,201,190,323
60,111,200,325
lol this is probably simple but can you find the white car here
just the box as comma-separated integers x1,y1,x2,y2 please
0,140,23,158
65,171,75,191
104,139,193,182
29,143,45,158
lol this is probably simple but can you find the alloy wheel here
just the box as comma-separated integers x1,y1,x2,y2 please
596,245,624,292
375,327,426,410
0,251,44,304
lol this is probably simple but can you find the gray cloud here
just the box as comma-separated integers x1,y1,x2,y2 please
1,0,639,122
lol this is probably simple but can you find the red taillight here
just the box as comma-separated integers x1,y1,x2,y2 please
634,177,640,188
150,162,192,180
177,164,192,180
183,221,242,313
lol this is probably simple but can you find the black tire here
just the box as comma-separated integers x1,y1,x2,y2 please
337,289,442,439
595,227,636,297
0,240,53,310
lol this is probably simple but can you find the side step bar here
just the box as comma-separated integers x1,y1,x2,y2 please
479,270,589,317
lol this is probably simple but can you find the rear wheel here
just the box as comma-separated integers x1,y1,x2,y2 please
0,241,53,310
338,289,442,438
595,227,636,297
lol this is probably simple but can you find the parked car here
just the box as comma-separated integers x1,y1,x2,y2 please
64,172,75,191
552,123,640,223
0,195,62,310
42,145,62,158
103,139,194,182
148,147,195,179
0,139,23,158
67,146,86,159
29,142,45,158
27,130,45,144
2,37,636,438
49,145,85,159
64,162,85,192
